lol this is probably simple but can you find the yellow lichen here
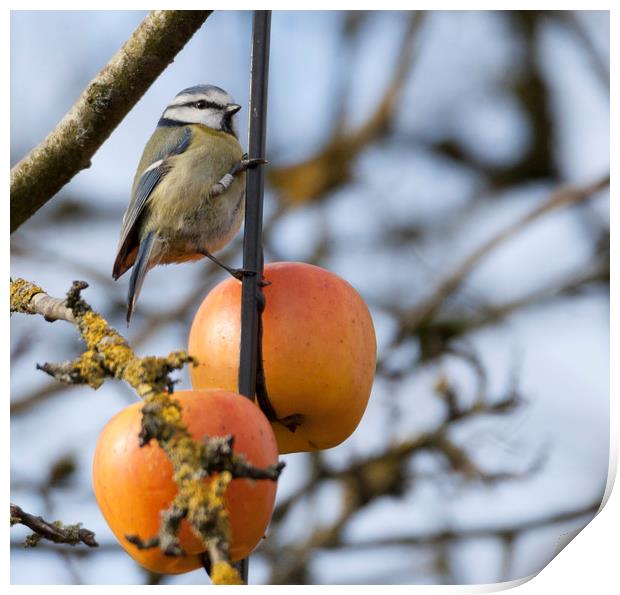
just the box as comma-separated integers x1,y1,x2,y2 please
10,278,44,313
73,350,106,389
102,343,135,377
123,359,160,392
186,482,211,514
166,350,195,368
161,403,182,425
210,561,243,585
80,311,115,350
210,471,232,503
174,462,199,484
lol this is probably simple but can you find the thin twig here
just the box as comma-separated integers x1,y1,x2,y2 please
10,503,98,548
400,175,610,334
321,499,601,551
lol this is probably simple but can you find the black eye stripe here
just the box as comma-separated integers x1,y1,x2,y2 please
174,100,223,110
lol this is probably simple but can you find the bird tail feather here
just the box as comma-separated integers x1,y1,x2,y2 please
127,232,156,324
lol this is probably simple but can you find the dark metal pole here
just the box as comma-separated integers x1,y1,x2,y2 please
237,9,271,585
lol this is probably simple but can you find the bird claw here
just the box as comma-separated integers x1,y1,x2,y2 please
229,269,271,287
231,155,268,176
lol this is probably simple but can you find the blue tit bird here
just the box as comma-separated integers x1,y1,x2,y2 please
112,84,262,323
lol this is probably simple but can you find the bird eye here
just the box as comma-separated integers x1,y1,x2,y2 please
195,100,208,109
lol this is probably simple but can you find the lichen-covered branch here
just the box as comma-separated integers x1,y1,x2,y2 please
10,10,212,233
10,503,98,548
10,278,76,322
10,278,283,584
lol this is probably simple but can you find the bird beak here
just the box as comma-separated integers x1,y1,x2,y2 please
226,104,242,115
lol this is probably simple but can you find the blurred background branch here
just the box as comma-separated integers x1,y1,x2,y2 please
268,11,425,205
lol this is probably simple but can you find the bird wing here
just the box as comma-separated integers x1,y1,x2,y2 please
112,127,193,279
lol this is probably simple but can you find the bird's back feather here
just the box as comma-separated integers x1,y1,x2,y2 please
112,127,192,279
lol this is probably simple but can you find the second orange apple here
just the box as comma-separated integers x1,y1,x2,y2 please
188,262,377,454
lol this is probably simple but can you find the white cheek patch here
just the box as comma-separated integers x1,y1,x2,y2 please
198,110,224,129
164,106,222,129
164,106,199,123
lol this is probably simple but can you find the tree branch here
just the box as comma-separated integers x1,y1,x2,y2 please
10,10,212,232
10,278,283,584
10,503,98,548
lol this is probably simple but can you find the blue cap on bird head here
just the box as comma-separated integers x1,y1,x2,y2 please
174,85,235,105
